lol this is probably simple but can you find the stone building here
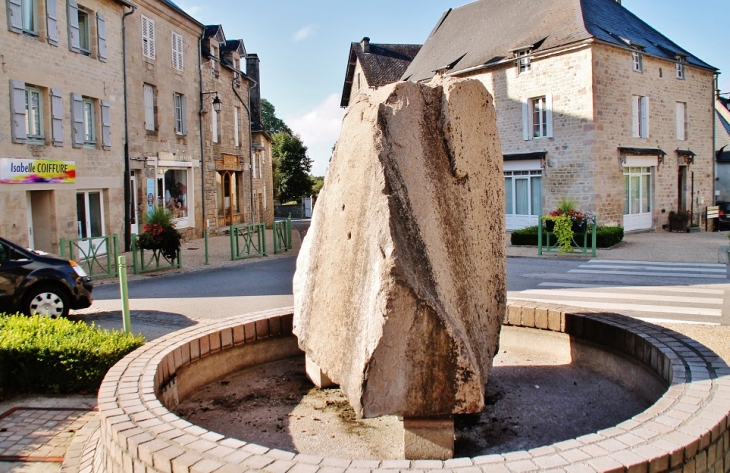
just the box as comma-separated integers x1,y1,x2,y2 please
715,97,730,202
201,25,273,233
401,0,717,231
124,0,203,240
340,37,421,108
0,0,133,251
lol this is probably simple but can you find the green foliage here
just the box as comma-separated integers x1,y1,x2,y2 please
557,197,577,213
137,208,182,261
273,132,313,203
669,210,691,223
0,314,144,394
511,225,624,248
311,175,324,196
545,215,574,253
261,99,292,136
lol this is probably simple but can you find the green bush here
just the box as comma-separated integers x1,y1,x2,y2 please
0,314,145,395
511,225,624,248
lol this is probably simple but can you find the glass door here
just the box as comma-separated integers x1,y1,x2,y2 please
76,191,106,257
623,167,653,231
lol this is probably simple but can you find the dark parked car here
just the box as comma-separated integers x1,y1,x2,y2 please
718,202,730,231
0,237,93,318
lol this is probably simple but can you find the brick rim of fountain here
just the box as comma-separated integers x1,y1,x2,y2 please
88,304,730,473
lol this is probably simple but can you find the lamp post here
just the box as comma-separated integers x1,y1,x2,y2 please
202,91,222,114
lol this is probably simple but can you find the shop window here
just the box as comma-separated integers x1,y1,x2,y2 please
159,169,188,220
504,170,542,217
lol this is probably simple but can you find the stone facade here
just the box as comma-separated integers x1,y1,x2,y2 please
0,0,129,251
456,41,715,230
124,0,203,240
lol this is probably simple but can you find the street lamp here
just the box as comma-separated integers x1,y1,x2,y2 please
202,91,222,114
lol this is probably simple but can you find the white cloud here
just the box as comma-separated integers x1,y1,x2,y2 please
293,24,317,42
286,94,345,176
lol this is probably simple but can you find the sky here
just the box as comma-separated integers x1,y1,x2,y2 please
178,0,729,177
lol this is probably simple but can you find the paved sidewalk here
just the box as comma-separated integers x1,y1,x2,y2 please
2,226,729,472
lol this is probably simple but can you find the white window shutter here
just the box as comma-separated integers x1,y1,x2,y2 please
676,103,685,140
632,96,640,138
97,13,107,62
71,92,84,148
141,16,149,57
522,99,530,141
7,0,22,33
67,0,80,53
180,95,187,135
101,100,111,150
46,0,59,45
177,34,183,70
50,88,64,146
641,97,649,138
144,84,155,130
9,80,26,143
148,18,155,59
545,93,554,138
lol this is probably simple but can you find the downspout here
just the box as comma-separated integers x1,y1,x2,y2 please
232,73,256,224
121,2,137,251
713,73,719,205
198,34,206,233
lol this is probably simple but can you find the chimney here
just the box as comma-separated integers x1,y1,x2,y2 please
246,54,262,132
361,37,370,53
615,0,621,4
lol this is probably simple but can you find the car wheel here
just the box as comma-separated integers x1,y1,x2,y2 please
24,285,70,318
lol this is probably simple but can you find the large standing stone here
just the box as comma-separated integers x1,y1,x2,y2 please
293,77,506,419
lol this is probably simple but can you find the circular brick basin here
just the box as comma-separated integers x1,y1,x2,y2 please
93,305,730,473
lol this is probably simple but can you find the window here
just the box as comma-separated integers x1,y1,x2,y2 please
25,86,44,142
7,0,37,35
516,50,531,74
212,103,219,143
676,60,685,80
82,99,95,144
144,83,156,131
77,8,90,54
234,107,240,147
160,169,188,219
172,32,183,71
623,166,652,216
631,51,643,72
173,93,186,135
676,102,687,140
632,95,649,138
141,15,155,59
76,191,104,240
210,43,219,75
522,95,553,140
504,170,542,217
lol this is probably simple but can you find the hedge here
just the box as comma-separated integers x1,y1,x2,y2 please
0,314,145,395
511,225,624,248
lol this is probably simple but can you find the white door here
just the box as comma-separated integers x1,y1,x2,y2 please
76,191,107,257
505,169,542,231
623,167,653,231
130,174,139,235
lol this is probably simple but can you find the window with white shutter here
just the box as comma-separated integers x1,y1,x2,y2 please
71,92,84,148
172,32,183,71
632,95,649,138
46,0,58,45
67,0,80,53
521,94,553,140
9,79,27,143
50,88,64,146
676,102,687,141
100,99,111,150
97,13,107,62
25,87,44,141
174,93,186,135
144,84,155,131
142,15,155,59
7,0,37,34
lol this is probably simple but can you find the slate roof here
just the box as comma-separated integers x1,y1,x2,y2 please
340,40,422,107
402,0,715,82
158,0,203,27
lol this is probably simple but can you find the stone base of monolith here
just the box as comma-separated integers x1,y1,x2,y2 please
305,355,336,389
402,417,454,460
293,76,506,423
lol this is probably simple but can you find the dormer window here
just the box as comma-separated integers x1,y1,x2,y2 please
631,50,643,72
515,49,532,75
676,57,686,80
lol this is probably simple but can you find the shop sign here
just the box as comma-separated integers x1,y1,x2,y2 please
220,153,240,170
0,158,76,184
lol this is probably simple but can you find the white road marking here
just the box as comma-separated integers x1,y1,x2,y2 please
519,289,722,305
586,259,727,268
506,296,722,317
568,269,727,279
575,264,725,274
537,282,724,295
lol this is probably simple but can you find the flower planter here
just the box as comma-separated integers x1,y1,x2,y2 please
669,220,688,233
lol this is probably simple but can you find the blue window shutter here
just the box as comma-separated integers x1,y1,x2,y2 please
7,0,22,33
10,79,27,143
51,88,64,146
101,99,111,150
67,0,80,53
96,13,107,62
71,92,84,148
46,0,58,45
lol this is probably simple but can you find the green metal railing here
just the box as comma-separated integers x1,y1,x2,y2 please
131,233,183,274
273,218,293,254
59,234,119,279
230,223,267,260
538,218,597,257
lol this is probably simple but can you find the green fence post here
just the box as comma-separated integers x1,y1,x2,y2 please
261,223,267,256
230,225,235,261
204,228,210,265
591,220,597,257
112,234,119,277
131,234,139,275
538,218,543,255
118,255,131,334
59,239,66,258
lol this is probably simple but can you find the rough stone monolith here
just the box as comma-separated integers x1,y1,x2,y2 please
293,77,506,420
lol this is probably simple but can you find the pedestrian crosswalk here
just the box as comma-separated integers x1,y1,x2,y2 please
507,259,727,325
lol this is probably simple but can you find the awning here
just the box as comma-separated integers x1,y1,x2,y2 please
503,151,547,161
618,147,667,156
676,149,696,157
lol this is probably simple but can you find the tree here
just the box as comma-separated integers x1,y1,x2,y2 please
311,176,324,196
261,98,292,136
272,132,313,203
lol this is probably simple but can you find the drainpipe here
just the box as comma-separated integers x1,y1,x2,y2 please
713,74,718,205
198,34,206,233
121,2,137,251
232,73,255,224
